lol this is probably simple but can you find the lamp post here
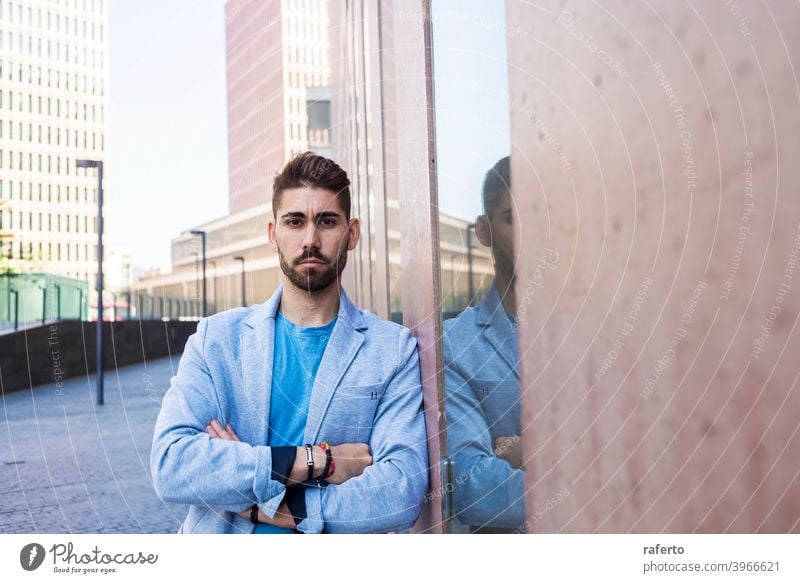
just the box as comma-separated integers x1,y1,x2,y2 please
55,284,61,320
10,288,18,331
209,260,217,314
190,251,200,317
76,158,104,405
190,230,207,317
40,285,47,324
466,223,475,306
233,256,246,307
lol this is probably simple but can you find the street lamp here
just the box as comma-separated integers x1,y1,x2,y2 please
54,284,61,320
234,256,246,307
39,285,47,324
466,223,475,306
209,260,217,314
76,158,104,406
10,288,18,330
190,230,207,317
190,251,199,316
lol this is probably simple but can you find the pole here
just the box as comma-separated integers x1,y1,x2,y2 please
466,223,475,306
96,161,104,405
234,256,246,307
190,231,207,317
11,289,18,330
40,286,47,324
209,261,217,314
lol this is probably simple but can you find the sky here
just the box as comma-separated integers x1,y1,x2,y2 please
432,0,511,222
107,0,509,273
108,0,229,272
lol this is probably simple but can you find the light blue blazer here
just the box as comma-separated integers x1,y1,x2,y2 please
150,285,429,533
443,283,525,529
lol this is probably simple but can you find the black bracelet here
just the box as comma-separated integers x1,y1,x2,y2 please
304,443,315,482
317,446,332,486
249,504,260,525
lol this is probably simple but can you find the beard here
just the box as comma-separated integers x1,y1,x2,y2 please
278,244,348,293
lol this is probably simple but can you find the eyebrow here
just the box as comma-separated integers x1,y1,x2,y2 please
280,211,343,221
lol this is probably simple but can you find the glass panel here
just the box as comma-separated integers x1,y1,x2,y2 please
432,0,523,532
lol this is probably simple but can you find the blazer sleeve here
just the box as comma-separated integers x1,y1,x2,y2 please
149,317,289,518
296,328,430,533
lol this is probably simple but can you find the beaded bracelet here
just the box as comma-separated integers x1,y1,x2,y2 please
317,441,334,484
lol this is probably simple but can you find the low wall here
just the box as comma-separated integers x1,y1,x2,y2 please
0,320,198,394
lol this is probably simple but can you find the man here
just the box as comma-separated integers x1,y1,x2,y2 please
151,152,429,533
443,156,545,532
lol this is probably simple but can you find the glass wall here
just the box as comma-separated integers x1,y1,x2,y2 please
330,0,525,533
432,0,523,533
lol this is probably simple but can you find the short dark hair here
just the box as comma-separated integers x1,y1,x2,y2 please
481,156,511,216
272,152,351,219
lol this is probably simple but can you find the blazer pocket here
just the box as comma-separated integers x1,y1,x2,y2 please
325,382,386,441
471,379,522,436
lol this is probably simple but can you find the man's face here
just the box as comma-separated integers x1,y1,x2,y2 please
476,190,517,284
268,187,360,293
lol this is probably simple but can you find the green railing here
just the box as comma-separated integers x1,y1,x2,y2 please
0,272,88,330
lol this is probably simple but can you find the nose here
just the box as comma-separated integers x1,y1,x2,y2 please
301,221,321,251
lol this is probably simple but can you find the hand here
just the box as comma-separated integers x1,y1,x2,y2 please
494,435,523,469
238,501,296,529
205,419,241,441
325,443,373,485
205,422,296,528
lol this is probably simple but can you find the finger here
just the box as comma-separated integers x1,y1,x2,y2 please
206,423,222,439
211,419,234,440
226,423,241,441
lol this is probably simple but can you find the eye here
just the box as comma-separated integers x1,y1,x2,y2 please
286,219,302,227
319,218,337,226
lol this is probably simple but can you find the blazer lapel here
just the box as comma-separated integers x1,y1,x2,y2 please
303,286,367,443
239,286,283,442
478,283,520,379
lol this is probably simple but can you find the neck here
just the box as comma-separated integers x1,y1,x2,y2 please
278,279,341,327
495,273,517,317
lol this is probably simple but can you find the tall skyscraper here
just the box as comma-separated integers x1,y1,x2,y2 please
134,0,333,310
0,0,108,283
226,0,330,212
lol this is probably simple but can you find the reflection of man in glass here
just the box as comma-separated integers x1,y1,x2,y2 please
443,156,525,532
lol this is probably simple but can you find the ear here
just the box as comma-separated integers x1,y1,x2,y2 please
346,218,361,251
474,214,492,248
267,218,278,253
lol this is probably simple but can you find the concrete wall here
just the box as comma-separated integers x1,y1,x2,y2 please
508,0,800,532
0,321,197,394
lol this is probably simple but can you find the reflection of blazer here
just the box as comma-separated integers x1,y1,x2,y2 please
443,283,524,529
150,285,429,534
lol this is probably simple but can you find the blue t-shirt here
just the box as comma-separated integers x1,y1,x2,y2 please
254,312,337,534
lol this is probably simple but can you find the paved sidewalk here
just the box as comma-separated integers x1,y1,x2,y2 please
0,355,188,533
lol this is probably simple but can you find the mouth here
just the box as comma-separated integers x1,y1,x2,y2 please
298,259,325,267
